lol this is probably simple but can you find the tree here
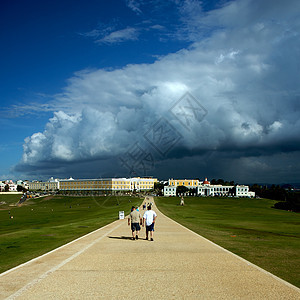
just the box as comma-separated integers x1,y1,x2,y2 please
188,188,197,196
209,178,235,186
274,192,300,212
216,179,225,185
17,185,27,192
176,186,188,196
211,179,217,185
154,182,164,196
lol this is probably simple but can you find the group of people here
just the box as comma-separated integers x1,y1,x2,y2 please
128,204,157,241
142,201,153,210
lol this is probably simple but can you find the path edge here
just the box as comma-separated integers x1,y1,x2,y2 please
0,218,121,277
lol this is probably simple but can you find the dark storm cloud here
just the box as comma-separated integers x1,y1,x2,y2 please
15,0,300,183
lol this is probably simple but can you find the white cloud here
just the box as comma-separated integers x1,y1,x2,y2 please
79,29,101,39
126,0,142,15
215,50,240,64
16,0,300,182
268,121,282,132
150,24,165,30
0,101,55,118
96,27,139,44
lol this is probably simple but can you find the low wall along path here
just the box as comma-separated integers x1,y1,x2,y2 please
1,197,299,299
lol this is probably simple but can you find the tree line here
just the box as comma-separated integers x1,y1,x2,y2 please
250,184,300,212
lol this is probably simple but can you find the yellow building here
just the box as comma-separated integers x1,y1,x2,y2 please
59,179,112,191
168,179,199,188
59,177,157,192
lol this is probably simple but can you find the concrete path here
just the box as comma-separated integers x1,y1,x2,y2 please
1,197,299,299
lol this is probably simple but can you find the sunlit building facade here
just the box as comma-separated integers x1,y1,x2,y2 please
58,177,157,192
27,180,59,192
168,179,200,188
164,178,255,197
163,186,176,196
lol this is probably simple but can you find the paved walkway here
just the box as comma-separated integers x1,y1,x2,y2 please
1,197,299,299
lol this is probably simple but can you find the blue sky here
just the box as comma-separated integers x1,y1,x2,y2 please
1,0,300,184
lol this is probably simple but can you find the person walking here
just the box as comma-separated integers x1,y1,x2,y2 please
128,206,142,240
143,205,157,241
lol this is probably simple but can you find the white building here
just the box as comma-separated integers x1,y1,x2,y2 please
197,178,255,197
4,180,17,192
235,185,255,197
198,185,234,196
0,182,5,191
164,177,255,198
163,186,176,196
27,180,59,192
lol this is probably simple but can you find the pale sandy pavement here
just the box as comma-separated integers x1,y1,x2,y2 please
1,197,299,299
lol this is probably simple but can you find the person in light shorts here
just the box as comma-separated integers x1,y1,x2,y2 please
143,205,157,241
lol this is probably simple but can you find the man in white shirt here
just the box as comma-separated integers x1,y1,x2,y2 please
142,205,157,241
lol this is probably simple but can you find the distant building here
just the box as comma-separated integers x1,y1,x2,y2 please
27,179,59,192
164,177,255,198
168,179,200,188
26,175,254,197
55,177,157,192
163,186,176,196
5,180,17,192
235,185,255,197
0,182,5,191
22,181,30,190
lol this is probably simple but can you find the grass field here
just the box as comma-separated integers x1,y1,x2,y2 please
155,196,300,287
0,194,142,274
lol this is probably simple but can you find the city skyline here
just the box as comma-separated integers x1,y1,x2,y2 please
1,0,300,184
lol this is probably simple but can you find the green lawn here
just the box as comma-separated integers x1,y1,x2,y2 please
0,194,141,273
155,196,300,287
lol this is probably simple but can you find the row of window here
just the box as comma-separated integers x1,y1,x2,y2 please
66,183,109,185
170,182,198,186
29,184,57,188
61,181,154,186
